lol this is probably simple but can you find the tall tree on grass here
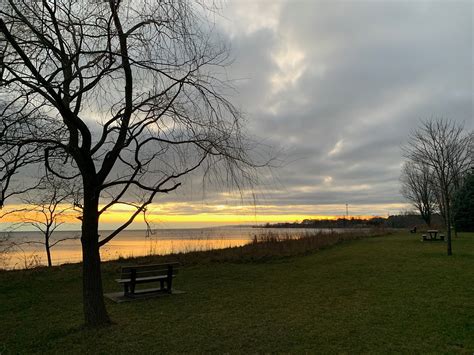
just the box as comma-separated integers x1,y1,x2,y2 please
403,119,473,255
0,0,264,326
400,161,437,227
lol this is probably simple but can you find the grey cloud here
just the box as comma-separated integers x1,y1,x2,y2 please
213,0,473,214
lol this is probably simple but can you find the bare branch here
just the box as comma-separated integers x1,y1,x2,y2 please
402,118,473,255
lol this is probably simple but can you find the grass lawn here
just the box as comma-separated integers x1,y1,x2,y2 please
1,232,473,353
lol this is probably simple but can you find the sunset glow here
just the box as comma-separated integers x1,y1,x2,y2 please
1,202,406,230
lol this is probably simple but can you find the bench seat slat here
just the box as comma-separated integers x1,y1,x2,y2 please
121,262,179,272
121,269,179,277
116,274,177,284
122,268,178,276
121,267,179,279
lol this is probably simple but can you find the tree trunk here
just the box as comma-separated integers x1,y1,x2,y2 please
45,237,52,267
422,211,431,228
81,193,110,327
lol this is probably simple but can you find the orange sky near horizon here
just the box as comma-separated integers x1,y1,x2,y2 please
0,202,407,230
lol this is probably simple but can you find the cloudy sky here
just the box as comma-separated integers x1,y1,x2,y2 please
2,0,473,229
180,0,472,224
134,0,473,227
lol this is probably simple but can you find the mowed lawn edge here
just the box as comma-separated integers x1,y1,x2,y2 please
1,232,473,354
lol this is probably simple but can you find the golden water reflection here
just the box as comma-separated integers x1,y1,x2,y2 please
1,227,339,269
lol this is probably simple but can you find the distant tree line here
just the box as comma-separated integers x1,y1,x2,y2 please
260,214,445,230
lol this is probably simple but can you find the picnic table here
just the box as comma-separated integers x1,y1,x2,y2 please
422,230,445,241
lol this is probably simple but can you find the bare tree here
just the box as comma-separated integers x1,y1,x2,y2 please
0,0,267,326
400,161,437,227
10,176,79,267
403,119,473,255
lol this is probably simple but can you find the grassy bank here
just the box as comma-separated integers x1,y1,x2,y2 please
112,228,388,266
1,231,473,353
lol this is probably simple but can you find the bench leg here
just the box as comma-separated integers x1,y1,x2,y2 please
129,269,137,295
167,265,173,294
123,283,136,297
159,280,165,291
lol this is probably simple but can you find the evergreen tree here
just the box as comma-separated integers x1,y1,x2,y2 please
453,171,474,232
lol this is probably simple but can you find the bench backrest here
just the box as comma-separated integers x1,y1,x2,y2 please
120,262,179,280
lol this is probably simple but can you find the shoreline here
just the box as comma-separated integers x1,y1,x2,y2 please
1,228,389,272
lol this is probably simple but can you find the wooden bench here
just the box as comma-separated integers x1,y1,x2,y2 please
116,262,179,297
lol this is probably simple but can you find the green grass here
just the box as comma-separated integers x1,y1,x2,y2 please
1,232,473,353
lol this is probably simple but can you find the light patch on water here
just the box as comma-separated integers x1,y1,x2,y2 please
0,227,340,269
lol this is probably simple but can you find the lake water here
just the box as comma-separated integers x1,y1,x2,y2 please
0,227,341,269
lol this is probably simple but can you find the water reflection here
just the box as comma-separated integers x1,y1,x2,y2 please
0,227,338,269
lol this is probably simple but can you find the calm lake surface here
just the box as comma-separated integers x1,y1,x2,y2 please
1,227,343,269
